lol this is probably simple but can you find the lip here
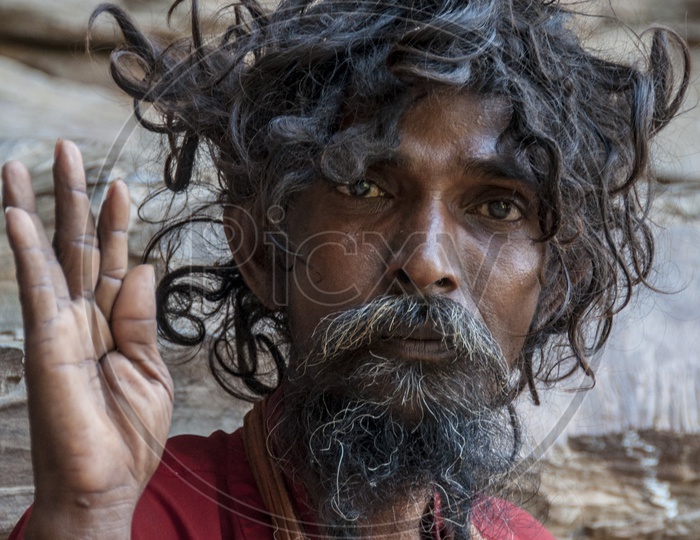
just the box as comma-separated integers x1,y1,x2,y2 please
372,336,453,362
380,323,445,341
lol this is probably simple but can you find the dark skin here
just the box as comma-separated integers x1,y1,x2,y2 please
230,90,543,368
3,90,543,539
285,91,543,366
228,90,545,538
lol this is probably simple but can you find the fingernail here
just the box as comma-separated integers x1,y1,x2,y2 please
54,138,63,160
109,178,125,198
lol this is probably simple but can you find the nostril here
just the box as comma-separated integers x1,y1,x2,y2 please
396,268,412,284
435,278,448,288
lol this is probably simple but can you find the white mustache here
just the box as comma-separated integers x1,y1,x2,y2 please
305,294,509,383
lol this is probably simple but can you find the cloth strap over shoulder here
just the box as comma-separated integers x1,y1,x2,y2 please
243,399,306,540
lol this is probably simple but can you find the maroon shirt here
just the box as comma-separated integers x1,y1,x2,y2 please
9,429,555,539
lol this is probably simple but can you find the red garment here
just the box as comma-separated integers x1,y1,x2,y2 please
9,429,555,539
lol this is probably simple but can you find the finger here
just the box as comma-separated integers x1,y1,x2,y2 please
111,265,161,369
95,180,130,321
2,160,70,302
52,140,100,299
5,207,59,329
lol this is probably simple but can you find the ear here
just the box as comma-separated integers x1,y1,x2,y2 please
222,204,278,310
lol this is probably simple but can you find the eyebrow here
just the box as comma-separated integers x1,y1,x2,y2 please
381,152,538,190
461,155,538,189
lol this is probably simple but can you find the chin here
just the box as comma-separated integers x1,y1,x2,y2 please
274,384,520,538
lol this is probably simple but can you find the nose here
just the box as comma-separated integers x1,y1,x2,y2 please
389,201,460,296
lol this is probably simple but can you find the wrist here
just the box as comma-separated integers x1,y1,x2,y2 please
25,490,138,540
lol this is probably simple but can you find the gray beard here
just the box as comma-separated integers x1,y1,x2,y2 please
272,295,522,540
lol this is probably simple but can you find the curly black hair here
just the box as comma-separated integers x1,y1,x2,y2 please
90,0,689,404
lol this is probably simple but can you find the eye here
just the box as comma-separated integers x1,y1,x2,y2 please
476,199,523,222
336,179,387,198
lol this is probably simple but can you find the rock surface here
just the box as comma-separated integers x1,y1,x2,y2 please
0,0,229,47
506,217,700,539
1,1,699,539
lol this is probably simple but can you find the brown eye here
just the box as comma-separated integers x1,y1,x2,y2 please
336,180,386,198
478,200,522,221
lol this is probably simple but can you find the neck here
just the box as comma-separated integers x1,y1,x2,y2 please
284,456,435,539
360,492,432,540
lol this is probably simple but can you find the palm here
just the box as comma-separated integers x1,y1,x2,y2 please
2,141,173,531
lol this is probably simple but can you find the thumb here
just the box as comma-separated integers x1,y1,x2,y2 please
111,264,159,363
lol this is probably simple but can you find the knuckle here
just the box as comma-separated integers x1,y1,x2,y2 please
100,268,127,282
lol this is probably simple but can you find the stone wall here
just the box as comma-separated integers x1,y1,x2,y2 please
1,1,699,539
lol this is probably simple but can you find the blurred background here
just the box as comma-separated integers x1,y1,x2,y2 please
0,1,698,538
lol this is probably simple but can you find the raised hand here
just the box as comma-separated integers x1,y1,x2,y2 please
2,140,174,539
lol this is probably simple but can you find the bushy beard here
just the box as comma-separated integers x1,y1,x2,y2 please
273,295,522,539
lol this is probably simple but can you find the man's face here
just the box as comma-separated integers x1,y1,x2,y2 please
261,90,546,529
282,89,544,369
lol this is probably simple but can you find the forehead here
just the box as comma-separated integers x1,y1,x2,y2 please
396,89,510,158
382,89,530,185
402,89,510,131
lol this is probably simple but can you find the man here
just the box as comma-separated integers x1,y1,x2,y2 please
2,0,689,538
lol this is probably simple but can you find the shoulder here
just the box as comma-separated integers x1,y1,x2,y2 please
472,498,557,540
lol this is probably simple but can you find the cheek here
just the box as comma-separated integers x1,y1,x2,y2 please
473,238,543,364
286,232,381,350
